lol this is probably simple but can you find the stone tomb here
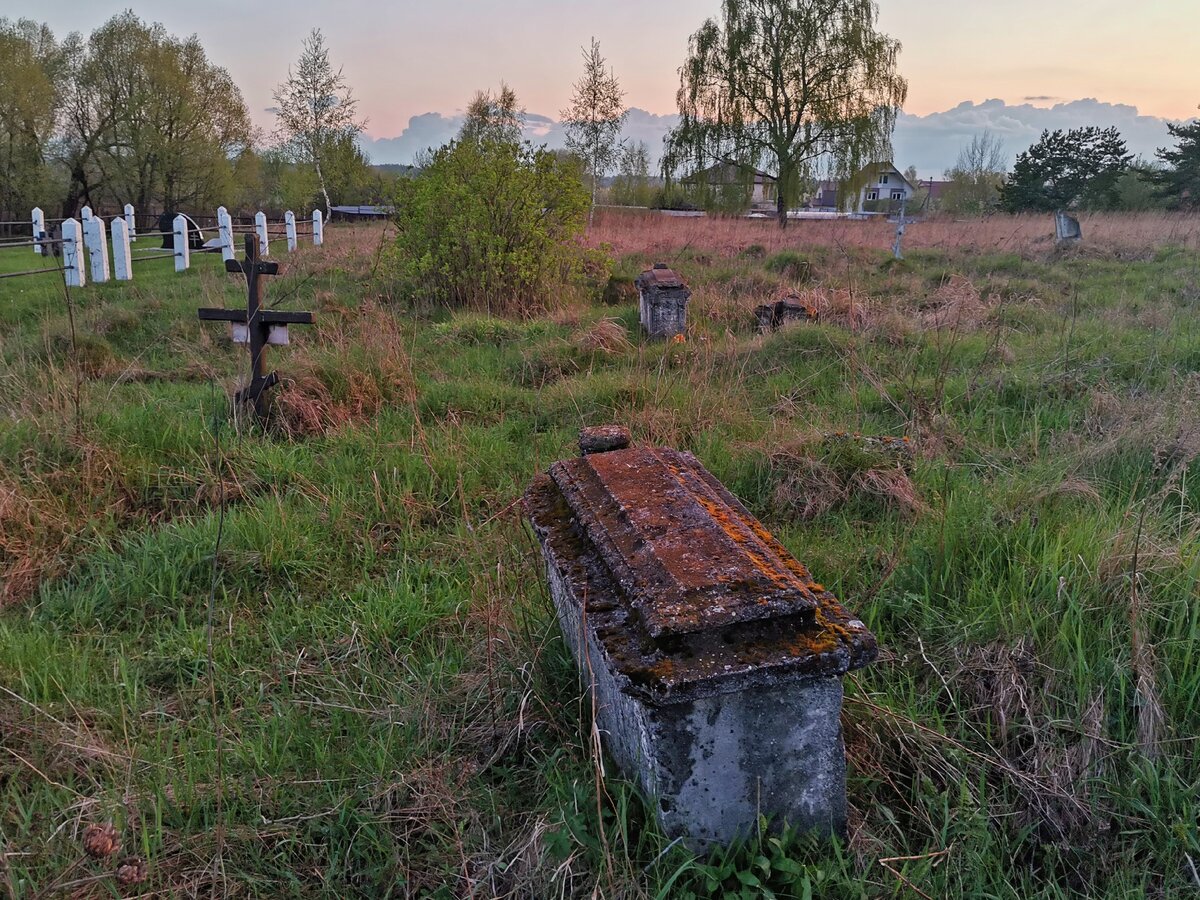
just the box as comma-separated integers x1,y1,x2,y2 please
755,295,817,333
1055,210,1083,245
636,264,691,339
524,437,877,850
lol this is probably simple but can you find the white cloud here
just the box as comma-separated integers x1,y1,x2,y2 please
894,99,1181,178
359,100,1187,179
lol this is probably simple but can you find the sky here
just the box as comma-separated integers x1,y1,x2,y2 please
11,0,1199,173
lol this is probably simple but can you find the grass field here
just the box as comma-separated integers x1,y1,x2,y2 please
2,212,1200,897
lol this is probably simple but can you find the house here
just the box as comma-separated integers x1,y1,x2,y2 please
682,163,778,211
800,164,918,214
849,162,917,212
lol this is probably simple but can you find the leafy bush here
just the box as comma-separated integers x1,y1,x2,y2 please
390,136,596,314
764,250,813,281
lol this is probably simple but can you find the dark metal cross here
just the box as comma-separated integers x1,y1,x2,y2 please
198,234,315,419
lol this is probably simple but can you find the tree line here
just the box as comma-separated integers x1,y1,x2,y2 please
0,15,388,223
936,121,1200,215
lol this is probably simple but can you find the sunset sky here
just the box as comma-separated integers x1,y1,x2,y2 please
24,0,1200,139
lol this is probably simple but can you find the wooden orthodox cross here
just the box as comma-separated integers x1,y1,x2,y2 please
198,234,315,419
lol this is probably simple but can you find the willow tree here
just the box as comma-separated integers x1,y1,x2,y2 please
665,0,907,227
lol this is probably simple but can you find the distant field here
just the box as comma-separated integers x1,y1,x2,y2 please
2,217,1200,897
590,207,1200,259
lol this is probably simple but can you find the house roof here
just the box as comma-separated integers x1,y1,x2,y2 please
853,162,914,190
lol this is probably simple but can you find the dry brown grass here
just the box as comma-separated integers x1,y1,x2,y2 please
573,318,631,355
275,302,415,438
0,478,72,606
766,436,925,521
589,209,1200,259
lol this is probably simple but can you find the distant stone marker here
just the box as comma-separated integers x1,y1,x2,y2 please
755,294,816,333
636,264,690,339
1055,210,1083,245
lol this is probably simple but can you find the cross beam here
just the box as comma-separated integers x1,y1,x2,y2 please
198,234,315,419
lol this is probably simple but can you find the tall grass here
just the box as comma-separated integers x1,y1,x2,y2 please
2,219,1200,896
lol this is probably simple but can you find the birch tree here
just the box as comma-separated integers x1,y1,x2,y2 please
665,0,907,228
273,29,364,218
561,39,626,226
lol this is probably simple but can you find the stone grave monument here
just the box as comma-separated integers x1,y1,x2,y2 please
1055,210,1083,245
524,429,878,850
636,264,691,339
755,295,817,333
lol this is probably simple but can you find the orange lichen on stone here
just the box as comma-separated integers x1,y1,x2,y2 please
527,445,877,700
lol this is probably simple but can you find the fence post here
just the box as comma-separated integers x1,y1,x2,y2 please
84,215,110,283
255,211,269,257
32,207,46,255
312,209,323,246
285,210,297,252
81,205,93,223
124,203,136,242
111,217,132,281
173,214,190,273
217,206,234,262
62,218,86,287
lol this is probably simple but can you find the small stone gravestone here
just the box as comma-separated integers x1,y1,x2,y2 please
636,264,691,339
755,295,817,334
1055,210,1082,245
524,432,878,850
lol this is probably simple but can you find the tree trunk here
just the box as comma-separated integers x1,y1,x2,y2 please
590,168,597,229
776,160,792,230
315,156,332,221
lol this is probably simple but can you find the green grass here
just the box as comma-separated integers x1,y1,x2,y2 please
2,224,1200,897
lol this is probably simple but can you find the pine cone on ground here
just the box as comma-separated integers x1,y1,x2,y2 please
115,856,148,887
82,823,120,859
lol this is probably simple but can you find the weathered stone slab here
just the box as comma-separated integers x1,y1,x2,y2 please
1055,210,1082,244
524,442,877,849
579,425,632,456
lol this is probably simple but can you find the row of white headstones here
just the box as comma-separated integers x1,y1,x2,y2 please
29,205,325,287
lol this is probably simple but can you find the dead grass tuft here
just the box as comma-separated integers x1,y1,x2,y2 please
275,303,415,438
766,435,924,520
917,275,993,331
0,478,72,606
573,318,631,355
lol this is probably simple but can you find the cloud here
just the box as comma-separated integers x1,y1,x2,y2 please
358,107,683,166
893,98,1181,178
1022,96,1059,103
359,100,1186,179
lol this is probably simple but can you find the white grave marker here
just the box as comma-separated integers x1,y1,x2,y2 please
217,206,234,263
111,218,132,281
173,214,190,273
62,219,85,287
255,211,269,257
83,215,110,283
31,207,45,255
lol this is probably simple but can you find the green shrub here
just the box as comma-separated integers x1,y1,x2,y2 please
764,250,813,281
390,136,598,314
